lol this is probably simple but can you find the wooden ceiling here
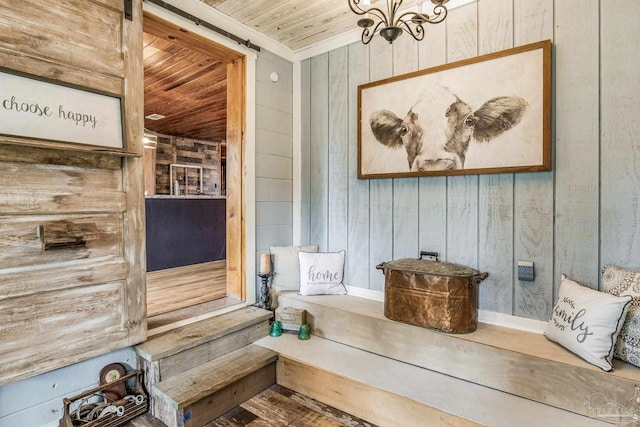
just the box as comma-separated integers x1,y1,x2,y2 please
143,10,244,144
143,33,227,142
200,0,356,51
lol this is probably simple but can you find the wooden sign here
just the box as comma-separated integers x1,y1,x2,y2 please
275,307,306,332
0,69,124,149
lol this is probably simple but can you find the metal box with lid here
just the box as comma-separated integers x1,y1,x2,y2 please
376,251,489,333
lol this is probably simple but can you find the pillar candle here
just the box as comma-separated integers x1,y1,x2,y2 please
260,253,271,274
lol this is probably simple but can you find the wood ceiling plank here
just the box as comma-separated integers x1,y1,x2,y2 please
143,11,242,63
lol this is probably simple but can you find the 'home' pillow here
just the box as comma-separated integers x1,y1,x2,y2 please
298,250,347,296
602,264,640,367
544,274,632,371
270,244,319,291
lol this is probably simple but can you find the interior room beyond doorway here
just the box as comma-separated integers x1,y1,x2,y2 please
141,11,246,331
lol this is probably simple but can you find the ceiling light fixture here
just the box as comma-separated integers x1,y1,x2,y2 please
348,0,449,45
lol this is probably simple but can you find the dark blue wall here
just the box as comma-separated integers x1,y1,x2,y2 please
145,198,226,272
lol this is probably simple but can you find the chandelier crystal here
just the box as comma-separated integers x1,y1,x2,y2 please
348,0,449,45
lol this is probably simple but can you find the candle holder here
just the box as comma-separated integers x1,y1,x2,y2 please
256,272,273,310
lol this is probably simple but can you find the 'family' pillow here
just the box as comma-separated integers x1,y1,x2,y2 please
298,250,347,296
270,244,319,291
544,274,632,371
602,264,640,367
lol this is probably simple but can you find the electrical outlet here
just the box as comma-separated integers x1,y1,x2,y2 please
518,261,535,281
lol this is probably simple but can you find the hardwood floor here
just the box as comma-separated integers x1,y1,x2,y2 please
127,385,375,427
146,260,227,317
207,385,376,427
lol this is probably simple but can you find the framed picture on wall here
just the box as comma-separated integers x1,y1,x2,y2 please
357,40,551,179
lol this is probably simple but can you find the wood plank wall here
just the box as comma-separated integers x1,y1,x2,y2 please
300,0,640,321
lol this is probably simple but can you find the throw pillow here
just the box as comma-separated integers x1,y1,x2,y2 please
602,264,640,367
298,250,347,296
544,274,632,371
269,244,319,291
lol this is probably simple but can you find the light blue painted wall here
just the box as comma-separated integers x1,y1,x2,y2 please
0,348,136,427
254,49,294,293
300,0,640,321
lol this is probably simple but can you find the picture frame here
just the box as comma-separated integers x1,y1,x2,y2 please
358,40,551,179
0,68,124,151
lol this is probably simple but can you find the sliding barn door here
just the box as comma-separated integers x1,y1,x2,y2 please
0,0,146,385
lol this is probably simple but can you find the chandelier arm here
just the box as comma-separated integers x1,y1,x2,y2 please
348,0,369,14
348,1,390,26
362,20,386,44
423,3,448,24
389,0,401,23
397,18,425,41
367,7,391,26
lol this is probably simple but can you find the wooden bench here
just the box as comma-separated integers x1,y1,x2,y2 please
262,291,640,425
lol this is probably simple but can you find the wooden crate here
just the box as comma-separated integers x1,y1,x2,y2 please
275,307,306,332
59,371,148,427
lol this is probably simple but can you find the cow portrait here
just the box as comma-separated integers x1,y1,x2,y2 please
368,93,528,172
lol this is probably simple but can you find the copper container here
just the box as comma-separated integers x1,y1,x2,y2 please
377,251,489,333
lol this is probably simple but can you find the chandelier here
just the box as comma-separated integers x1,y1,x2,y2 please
348,0,449,45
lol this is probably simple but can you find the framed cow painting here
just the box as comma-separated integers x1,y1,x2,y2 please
357,40,551,179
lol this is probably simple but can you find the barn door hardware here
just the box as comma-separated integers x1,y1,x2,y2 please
124,0,132,21
145,0,261,52
37,224,88,251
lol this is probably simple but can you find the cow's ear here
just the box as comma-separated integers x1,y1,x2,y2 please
472,96,528,142
369,110,404,148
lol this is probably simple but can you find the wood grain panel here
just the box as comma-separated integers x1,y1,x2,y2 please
309,53,329,250
512,0,555,320
0,281,124,351
300,59,312,245
0,0,124,76
553,0,600,289
0,256,128,300
0,214,123,269
0,161,125,214
477,0,514,314
445,4,479,269
225,57,245,299
346,43,370,287
277,357,482,427
391,36,420,260
0,0,146,385
600,0,640,272
0,144,122,169
327,47,348,254
368,37,394,291
417,22,447,259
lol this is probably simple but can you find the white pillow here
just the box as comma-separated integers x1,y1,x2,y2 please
269,244,318,291
544,274,632,371
298,251,347,296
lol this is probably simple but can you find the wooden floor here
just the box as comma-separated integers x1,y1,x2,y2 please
207,384,376,427
146,260,227,317
126,385,375,427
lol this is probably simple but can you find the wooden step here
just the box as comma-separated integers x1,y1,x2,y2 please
135,306,272,362
152,344,278,427
276,292,640,422
256,333,610,427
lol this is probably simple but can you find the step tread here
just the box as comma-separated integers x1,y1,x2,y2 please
256,333,610,427
275,292,636,424
153,344,278,409
135,306,272,361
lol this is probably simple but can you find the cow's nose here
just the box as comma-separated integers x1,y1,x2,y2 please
414,157,459,171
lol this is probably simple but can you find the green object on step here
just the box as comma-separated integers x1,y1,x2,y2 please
298,323,310,340
269,321,283,337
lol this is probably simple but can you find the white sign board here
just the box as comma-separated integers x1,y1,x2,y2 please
0,70,123,149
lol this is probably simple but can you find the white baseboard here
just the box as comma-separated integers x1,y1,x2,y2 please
345,285,547,334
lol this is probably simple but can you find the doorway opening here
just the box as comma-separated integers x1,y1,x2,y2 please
141,12,247,332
